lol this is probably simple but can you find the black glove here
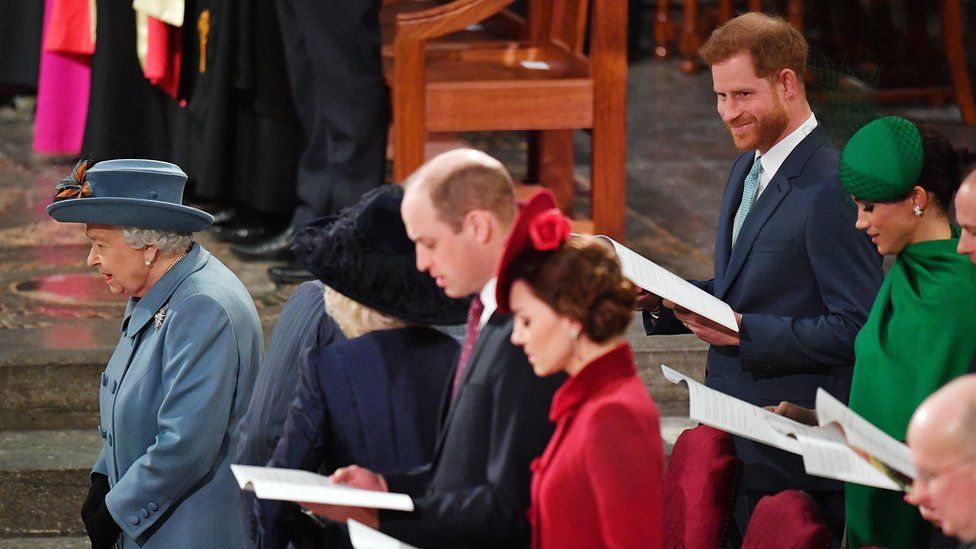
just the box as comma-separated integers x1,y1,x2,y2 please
87,503,121,549
81,473,110,530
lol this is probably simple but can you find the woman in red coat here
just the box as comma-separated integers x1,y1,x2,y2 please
496,189,664,549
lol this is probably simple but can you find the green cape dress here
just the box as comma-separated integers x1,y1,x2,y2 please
846,230,976,549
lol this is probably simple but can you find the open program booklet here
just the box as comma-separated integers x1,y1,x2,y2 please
661,365,915,491
591,235,738,332
230,464,415,511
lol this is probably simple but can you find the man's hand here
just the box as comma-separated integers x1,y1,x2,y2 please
299,503,379,529
633,289,663,312
329,465,387,491
664,299,741,346
298,465,388,529
766,401,818,426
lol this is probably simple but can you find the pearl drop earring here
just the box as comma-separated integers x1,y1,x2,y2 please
145,259,152,267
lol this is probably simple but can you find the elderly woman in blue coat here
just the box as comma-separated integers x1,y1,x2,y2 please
47,159,263,549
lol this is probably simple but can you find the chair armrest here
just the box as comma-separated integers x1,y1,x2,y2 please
395,0,515,42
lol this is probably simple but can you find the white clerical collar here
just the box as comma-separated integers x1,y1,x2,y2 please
756,112,818,194
478,278,498,329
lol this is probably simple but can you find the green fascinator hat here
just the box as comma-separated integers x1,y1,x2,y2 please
839,116,923,202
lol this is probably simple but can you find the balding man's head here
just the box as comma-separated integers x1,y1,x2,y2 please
399,149,518,298
905,375,976,541
404,149,517,231
956,171,976,264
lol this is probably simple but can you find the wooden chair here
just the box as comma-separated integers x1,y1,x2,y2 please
384,0,628,239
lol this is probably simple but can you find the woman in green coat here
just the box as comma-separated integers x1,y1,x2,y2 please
778,116,976,548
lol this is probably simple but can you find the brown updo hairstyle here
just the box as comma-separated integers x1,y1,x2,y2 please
508,237,637,343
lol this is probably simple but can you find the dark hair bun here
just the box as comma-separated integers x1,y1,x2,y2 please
511,238,636,342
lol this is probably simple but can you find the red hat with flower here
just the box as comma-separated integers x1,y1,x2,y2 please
496,188,572,314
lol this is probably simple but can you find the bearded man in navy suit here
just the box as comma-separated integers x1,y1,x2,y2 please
638,13,883,546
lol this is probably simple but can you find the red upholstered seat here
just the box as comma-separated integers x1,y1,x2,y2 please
662,425,741,548
742,490,831,549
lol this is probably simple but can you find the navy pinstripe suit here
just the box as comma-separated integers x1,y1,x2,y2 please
236,280,345,547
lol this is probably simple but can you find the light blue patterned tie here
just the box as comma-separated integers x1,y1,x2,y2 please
732,156,762,246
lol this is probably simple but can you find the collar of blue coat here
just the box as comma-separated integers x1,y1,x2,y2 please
122,243,209,338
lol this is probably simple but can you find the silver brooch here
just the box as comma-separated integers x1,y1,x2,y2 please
153,305,169,332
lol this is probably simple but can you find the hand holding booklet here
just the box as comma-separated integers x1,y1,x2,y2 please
661,365,914,491
592,235,738,332
230,464,415,511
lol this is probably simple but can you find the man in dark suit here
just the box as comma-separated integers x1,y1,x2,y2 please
230,0,388,283
638,13,883,544
302,149,564,548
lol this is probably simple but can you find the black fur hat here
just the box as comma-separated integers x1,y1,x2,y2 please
293,185,471,326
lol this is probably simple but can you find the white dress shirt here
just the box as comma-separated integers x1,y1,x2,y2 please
478,278,498,329
753,112,818,200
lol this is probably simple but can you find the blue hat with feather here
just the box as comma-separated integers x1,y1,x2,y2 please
46,159,213,233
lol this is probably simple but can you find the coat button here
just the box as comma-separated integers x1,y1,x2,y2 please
102,373,108,387
149,190,158,199
98,426,106,439
140,508,149,518
130,515,141,526
147,502,158,512
111,380,118,394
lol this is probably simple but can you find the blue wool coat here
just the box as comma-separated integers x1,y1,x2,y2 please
93,243,262,548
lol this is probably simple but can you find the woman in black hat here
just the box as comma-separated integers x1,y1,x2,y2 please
253,185,470,548
46,159,263,549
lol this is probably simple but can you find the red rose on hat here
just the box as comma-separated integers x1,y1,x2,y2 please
528,208,571,251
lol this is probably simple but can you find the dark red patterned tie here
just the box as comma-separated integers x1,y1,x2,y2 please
451,296,485,399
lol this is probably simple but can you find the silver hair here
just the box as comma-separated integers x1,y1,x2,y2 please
121,227,192,254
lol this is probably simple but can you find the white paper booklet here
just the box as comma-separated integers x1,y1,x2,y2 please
815,388,917,480
348,519,420,549
661,365,912,491
660,364,802,453
231,464,415,511
766,417,904,491
592,235,738,332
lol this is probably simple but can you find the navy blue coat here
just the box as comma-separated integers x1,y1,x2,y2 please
258,326,459,547
647,128,883,491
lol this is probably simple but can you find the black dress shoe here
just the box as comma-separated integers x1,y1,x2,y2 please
230,226,297,261
210,222,272,244
268,262,316,285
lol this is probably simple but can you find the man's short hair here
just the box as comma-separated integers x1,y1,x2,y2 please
406,150,517,231
699,12,808,82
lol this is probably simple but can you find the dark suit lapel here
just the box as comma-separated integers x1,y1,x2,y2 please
430,313,506,460
717,176,792,298
715,154,753,282
716,128,827,299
